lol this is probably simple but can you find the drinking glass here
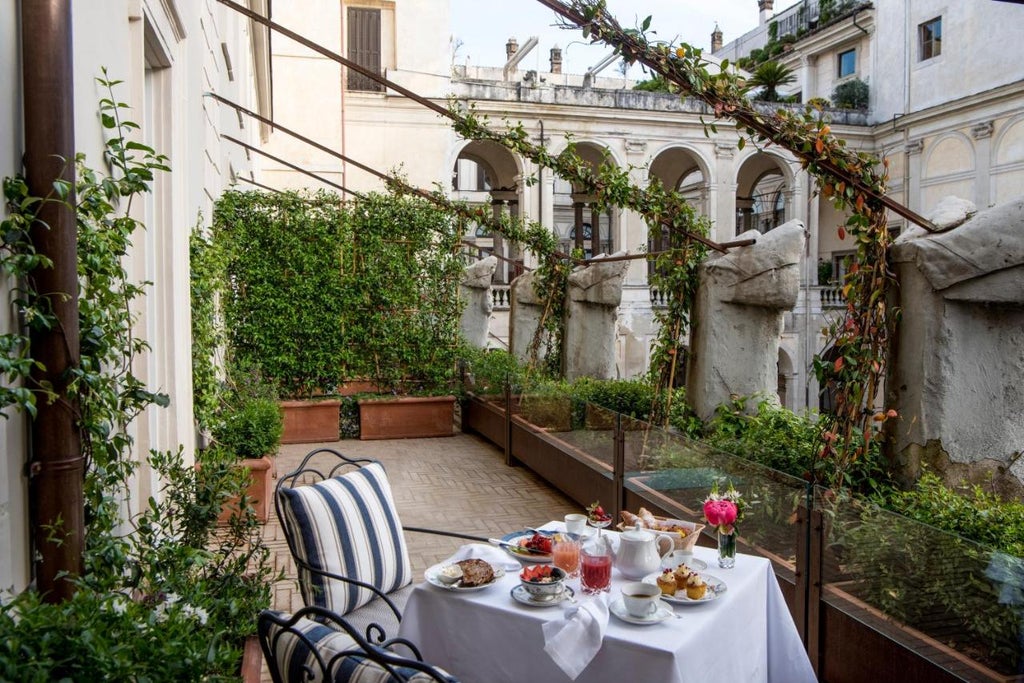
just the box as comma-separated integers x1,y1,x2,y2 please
552,537,581,578
580,545,612,594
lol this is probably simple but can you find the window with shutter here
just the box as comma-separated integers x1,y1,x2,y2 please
347,8,383,92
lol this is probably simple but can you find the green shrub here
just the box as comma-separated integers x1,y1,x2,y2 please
214,396,282,459
832,78,869,109
571,377,655,419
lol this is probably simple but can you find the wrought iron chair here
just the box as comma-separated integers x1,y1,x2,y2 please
259,606,458,683
275,447,486,641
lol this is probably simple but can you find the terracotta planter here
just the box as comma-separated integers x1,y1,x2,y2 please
358,395,456,440
219,455,274,523
279,399,340,444
240,635,262,682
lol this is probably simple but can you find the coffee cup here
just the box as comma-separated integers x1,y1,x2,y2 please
621,581,661,618
564,513,588,535
661,549,695,569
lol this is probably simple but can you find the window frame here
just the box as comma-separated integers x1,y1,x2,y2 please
919,16,942,62
346,7,384,92
837,48,857,79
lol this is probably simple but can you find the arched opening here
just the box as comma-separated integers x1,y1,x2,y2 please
647,146,711,278
453,140,523,283
736,154,791,235
553,142,616,259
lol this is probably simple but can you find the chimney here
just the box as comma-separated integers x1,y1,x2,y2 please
550,46,562,73
711,24,723,53
506,37,518,61
758,0,774,26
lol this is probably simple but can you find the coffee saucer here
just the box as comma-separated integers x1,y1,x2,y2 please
510,584,575,607
609,598,674,625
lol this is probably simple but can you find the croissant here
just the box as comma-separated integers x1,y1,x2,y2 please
638,507,658,528
620,510,641,527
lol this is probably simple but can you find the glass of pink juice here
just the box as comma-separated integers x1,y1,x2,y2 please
552,538,581,577
580,548,612,594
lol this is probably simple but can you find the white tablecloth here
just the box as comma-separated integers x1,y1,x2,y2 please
398,526,816,683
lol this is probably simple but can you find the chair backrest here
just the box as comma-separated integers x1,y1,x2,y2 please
259,607,459,683
276,448,412,615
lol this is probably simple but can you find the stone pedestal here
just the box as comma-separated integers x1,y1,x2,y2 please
564,253,630,380
889,196,1024,498
459,256,497,349
687,221,805,421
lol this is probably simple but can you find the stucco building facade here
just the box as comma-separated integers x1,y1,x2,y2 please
0,1,268,594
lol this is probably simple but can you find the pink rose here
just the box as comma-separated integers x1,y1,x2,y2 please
704,499,738,528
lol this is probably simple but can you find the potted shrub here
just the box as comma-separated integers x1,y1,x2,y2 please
211,373,283,522
341,192,464,440
211,191,347,443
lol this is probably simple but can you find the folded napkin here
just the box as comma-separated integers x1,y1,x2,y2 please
443,543,521,571
541,593,610,680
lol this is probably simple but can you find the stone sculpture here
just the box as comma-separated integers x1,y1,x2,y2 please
564,252,631,380
687,221,805,421
458,256,497,349
889,196,1024,498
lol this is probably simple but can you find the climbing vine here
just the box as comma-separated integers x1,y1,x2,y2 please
537,0,904,485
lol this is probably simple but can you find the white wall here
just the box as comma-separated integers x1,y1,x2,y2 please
0,0,265,593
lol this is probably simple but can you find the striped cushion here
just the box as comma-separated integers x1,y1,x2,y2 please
280,462,412,615
263,613,458,682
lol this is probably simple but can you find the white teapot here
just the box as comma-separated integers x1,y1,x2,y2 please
611,525,676,580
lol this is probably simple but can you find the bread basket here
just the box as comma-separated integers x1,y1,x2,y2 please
617,515,705,552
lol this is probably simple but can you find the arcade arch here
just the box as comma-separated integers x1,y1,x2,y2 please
552,141,618,259
647,146,712,275
452,140,524,283
736,152,793,235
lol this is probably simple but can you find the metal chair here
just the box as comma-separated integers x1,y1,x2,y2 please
275,447,485,642
259,606,458,683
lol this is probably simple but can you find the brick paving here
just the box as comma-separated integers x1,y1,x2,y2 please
259,431,578,678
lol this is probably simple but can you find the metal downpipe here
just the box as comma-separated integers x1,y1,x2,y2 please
21,0,84,602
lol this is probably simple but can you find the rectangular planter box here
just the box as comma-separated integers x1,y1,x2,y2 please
358,395,456,440
280,399,341,444
219,455,274,524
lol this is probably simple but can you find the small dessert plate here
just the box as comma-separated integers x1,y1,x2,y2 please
609,598,674,625
642,571,727,605
510,583,575,607
425,563,504,591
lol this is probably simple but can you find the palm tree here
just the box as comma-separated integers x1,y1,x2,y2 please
749,61,797,102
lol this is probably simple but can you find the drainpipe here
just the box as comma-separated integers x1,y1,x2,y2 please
537,120,544,228
21,0,84,602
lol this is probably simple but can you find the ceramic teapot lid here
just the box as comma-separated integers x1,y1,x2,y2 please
620,524,654,542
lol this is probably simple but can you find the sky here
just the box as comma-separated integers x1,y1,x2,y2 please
450,0,801,78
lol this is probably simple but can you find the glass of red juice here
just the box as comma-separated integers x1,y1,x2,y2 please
580,545,612,594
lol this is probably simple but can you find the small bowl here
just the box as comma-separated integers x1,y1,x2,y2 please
519,565,566,600
436,564,463,586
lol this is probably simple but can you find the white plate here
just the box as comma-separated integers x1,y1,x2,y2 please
661,556,708,572
500,530,553,563
642,571,727,605
425,562,505,592
609,598,675,625
510,583,575,607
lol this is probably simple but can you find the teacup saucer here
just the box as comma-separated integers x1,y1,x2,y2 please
609,598,674,625
510,584,575,607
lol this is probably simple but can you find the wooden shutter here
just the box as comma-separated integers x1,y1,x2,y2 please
347,8,382,92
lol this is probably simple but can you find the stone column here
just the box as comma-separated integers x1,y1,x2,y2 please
459,256,498,348
564,253,631,380
714,143,738,240
491,198,506,283
572,199,585,251
590,203,601,256
888,195,1024,498
906,140,924,212
686,221,805,421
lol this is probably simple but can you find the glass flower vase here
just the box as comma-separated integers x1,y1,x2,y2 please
717,529,737,569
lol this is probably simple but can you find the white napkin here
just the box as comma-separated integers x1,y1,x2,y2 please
541,593,610,680
443,543,521,571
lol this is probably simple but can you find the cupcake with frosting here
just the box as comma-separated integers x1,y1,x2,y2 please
656,568,677,597
685,572,707,600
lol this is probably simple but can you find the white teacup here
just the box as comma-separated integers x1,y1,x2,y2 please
621,581,661,618
661,549,695,569
564,513,588,536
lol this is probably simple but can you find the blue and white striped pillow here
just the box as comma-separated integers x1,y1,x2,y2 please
280,462,412,615
263,612,458,682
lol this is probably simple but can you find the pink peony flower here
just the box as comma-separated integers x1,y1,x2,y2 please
703,499,738,529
